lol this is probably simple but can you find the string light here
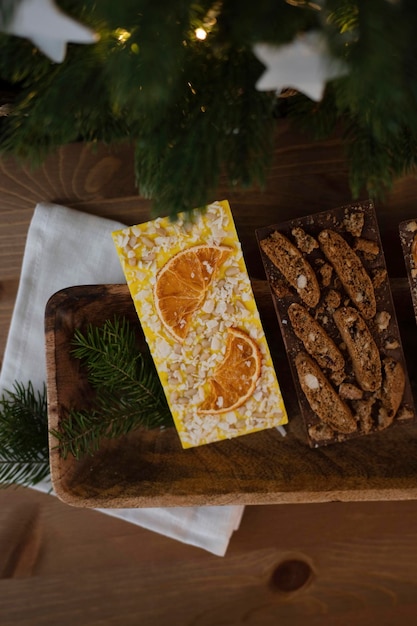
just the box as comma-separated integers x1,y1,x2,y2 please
195,27,207,40
194,1,221,41
115,28,131,43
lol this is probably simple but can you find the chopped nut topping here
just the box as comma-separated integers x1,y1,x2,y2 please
406,221,417,233
385,337,400,350
353,237,379,258
344,211,364,237
339,382,363,400
305,373,319,390
376,311,391,331
291,227,319,253
308,422,335,443
297,274,307,289
372,268,387,290
411,234,417,268
318,263,333,287
324,289,341,311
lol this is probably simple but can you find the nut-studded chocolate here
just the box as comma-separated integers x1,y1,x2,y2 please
288,303,344,373
295,353,357,435
318,229,376,319
258,201,415,447
333,306,382,392
260,231,320,308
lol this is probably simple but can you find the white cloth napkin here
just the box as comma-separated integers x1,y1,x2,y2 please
0,202,244,556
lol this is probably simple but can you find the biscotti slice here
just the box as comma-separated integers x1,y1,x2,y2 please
260,231,320,308
318,229,376,319
288,303,345,373
379,357,406,428
333,306,382,392
294,353,357,435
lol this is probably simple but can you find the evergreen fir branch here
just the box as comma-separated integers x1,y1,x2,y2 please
52,317,173,460
0,382,50,487
134,42,279,217
2,1,417,213
0,1,22,28
341,118,393,199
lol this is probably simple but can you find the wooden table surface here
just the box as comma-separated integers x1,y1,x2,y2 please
2,121,417,625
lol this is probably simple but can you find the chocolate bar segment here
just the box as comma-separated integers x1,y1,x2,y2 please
399,219,417,324
257,200,415,447
260,231,320,307
113,200,288,449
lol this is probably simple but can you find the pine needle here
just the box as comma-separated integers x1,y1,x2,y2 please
0,318,174,482
52,317,173,460
0,381,50,488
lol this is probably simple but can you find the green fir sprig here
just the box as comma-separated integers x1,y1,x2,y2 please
3,1,417,215
0,317,174,487
0,381,50,487
51,317,173,460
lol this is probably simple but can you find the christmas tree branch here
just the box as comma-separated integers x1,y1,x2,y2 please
0,317,174,485
52,317,173,460
0,381,50,487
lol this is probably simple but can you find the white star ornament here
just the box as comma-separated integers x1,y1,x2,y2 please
1,0,98,63
254,32,347,102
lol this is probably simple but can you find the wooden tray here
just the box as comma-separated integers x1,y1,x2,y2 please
45,281,417,508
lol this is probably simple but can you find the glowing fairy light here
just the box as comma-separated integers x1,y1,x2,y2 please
195,27,207,41
193,2,221,41
115,28,131,43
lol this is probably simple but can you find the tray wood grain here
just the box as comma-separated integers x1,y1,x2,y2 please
45,281,417,508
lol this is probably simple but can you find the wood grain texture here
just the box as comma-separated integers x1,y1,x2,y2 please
0,500,41,578
2,489,417,625
3,120,417,624
46,281,417,508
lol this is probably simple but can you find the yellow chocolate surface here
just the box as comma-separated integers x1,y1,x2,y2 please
112,200,288,448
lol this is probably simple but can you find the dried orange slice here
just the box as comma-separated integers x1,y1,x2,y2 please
153,244,231,342
198,327,262,414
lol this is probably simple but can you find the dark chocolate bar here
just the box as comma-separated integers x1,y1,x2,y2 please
399,219,417,324
257,200,415,447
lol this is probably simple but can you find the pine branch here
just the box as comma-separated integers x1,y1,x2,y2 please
0,1,22,27
0,381,50,487
52,317,173,460
2,1,417,214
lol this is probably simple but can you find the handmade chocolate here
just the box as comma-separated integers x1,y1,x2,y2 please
399,218,417,324
112,200,288,449
257,200,415,447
